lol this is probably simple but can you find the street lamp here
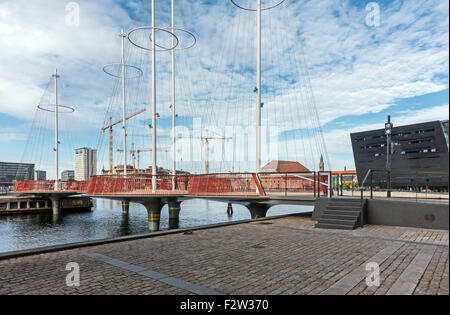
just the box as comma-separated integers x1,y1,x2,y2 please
385,116,393,198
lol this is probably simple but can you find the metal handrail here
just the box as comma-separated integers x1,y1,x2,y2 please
360,169,373,188
359,169,374,227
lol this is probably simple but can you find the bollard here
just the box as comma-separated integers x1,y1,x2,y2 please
227,203,233,217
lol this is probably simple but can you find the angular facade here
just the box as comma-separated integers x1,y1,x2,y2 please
350,120,449,189
0,162,35,185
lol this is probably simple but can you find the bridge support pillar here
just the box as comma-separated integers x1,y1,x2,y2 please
246,203,270,219
120,212,130,234
121,200,130,214
50,196,61,215
143,199,164,232
168,201,181,230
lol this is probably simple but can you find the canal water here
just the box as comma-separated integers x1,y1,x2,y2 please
0,199,312,253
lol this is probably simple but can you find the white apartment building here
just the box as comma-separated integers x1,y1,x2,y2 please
74,148,97,181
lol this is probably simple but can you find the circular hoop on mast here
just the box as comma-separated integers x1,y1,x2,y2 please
149,28,197,51
128,26,180,52
102,64,143,79
37,104,75,113
230,0,286,11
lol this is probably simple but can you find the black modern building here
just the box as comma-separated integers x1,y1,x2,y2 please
351,120,449,190
0,162,35,189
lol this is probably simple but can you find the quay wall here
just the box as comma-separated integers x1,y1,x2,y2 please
366,199,449,230
313,198,448,230
0,196,92,215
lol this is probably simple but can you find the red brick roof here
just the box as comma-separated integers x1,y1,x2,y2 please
261,160,310,173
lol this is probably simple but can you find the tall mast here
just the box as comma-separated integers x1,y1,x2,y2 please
230,0,285,172
120,29,127,176
171,0,176,178
205,130,209,174
151,0,157,191
109,117,113,174
256,0,262,173
53,68,60,189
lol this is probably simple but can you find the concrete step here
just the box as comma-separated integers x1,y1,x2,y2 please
315,223,356,230
328,199,361,204
328,201,361,205
327,198,360,203
321,214,359,220
323,209,361,216
326,205,361,211
318,218,356,226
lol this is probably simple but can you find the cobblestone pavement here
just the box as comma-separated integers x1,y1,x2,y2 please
0,216,448,295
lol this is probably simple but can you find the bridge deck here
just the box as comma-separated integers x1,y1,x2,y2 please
13,172,331,201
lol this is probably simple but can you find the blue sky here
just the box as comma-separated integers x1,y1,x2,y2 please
0,0,448,178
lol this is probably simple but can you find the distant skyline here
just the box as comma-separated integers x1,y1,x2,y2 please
0,0,448,178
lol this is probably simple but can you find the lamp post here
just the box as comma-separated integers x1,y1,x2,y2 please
385,116,393,198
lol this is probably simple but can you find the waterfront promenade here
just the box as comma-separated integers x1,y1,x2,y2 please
0,214,447,295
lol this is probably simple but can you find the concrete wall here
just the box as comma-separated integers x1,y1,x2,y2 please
313,197,449,230
366,199,449,230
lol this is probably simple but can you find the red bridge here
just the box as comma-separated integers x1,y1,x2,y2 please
13,172,332,231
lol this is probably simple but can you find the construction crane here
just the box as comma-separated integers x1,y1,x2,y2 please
101,108,146,174
117,146,170,173
179,129,232,174
127,134,170,138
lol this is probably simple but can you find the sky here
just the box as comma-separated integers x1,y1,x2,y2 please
0,0,448,178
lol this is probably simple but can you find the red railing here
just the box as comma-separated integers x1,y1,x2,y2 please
86,173,260,196
258,172,330,197
188,173,262,197
87,175,190,195
14,180,89,193
14,172,333,198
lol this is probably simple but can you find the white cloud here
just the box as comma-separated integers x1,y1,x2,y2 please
0,0,448,173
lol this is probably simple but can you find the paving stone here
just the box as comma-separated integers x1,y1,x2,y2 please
0,216,447,295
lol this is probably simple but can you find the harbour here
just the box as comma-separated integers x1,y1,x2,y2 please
0,0,448,299
0,198,312,253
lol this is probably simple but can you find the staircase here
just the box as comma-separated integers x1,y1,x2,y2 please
315,198,365,230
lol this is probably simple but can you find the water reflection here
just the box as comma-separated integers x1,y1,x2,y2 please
120,212,131,235
0,198,312,253
168,218,179,230
52,214,63,225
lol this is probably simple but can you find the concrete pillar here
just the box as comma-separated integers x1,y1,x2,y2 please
168,201,181,230
6,202,10,210
246,203,270,219
121,200,130,214
26,201,30,209
50,196,61,215
143,198,164,232
120,212,131,235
